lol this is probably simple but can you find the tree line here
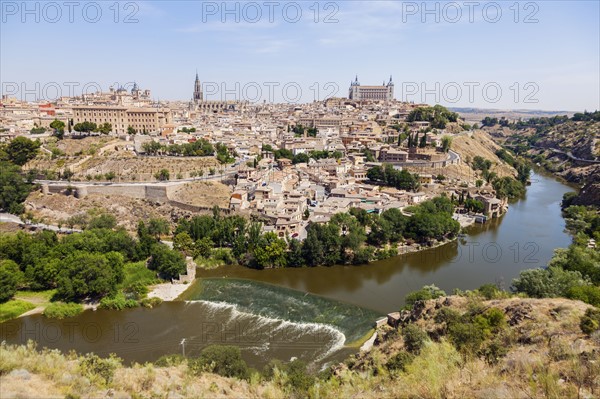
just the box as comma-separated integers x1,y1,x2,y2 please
470,154,528,199
367,164,421,192
512,199,600,308
406,105,459,129
0,214,186,304
173,198,460,270
0,137,40,214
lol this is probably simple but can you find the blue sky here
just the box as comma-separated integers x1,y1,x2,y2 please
1,1,599,110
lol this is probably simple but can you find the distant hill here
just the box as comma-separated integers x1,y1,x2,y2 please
450,107,575,125
482,111,600,206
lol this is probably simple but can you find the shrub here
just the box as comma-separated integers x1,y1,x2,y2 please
478,283,502,300
386,351,415,372
580,308,600,335
188,345,249,379
0,300,36,322
512,266,589,298
43,302,83,319
99,293,138,310
404,284,446,308
79,353,121,385
482,338,509,365
123,281,149,300
474,308,507,333
262,359,285,380
567,285,600,307
434,307,461,325
284,359,315,393
155,354,185,367
448,323,486,355
402,324,428,354
88,214,117,230
139,297,163,308
212,248,235,265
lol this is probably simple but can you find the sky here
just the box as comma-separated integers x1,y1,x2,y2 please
1,0,599,111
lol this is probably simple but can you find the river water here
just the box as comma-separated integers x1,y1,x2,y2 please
0,171,574,367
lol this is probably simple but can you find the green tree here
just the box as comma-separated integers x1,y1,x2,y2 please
189,345,249,379
73,121,97,134
512,266,589,298
154,169,170,181
148,244,186,279
441,136,452,153
302,226,325,266
173,232,195,256
97,123,112,134
88,214,117,230
147,218,170,241
6,137,40,166
292,152,309,164
286,239,305,267
0,162,34,214
55,251,124,301
195,236,214,258
0,260,20,302
252,232,288,269
49,119,66,139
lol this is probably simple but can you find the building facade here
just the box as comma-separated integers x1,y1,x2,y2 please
190,72,247,113
72,105,171,134
348,76,394,101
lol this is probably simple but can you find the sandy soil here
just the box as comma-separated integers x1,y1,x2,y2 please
170,181,232,208
147,282,193,301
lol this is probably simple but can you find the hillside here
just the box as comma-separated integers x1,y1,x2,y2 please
22,180,232,233
406,130,518,185
451,108,575,125
25,137,220,182
483,114,600,205
2,296,598,399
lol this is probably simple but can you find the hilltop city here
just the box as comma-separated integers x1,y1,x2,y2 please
0,74,513,243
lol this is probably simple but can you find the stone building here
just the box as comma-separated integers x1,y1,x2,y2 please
72,105,171,134
348,76,394,101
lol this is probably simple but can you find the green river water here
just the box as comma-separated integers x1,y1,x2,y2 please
0,171,574,368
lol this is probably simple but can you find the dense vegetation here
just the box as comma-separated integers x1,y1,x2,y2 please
512,200,600,307
367,164,421,192
482,111,600,130
142,139,236,164
0,214,184,305
468,153,528,199
406,105,459,129
174,199,459,270
0,137,40,214
261,144,342,164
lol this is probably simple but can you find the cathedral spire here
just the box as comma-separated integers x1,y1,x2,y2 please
193,71,203,103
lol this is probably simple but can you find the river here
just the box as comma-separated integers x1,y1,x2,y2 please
0,171,574,367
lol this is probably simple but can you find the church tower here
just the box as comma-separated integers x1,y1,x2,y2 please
193,72,203,103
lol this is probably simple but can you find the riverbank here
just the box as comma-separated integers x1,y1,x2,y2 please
2,296,596,399
147,281,194,301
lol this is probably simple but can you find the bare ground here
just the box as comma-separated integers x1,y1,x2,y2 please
170,181,232,208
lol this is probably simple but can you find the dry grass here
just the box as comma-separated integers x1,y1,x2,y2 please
170,181,232,208
24,191,186,233
26,136,220,183
2,297,599,399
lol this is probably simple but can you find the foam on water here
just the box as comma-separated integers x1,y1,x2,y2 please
186,299,347,361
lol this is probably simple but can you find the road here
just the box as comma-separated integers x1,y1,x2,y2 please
0,213,82,234
34,162,242,187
